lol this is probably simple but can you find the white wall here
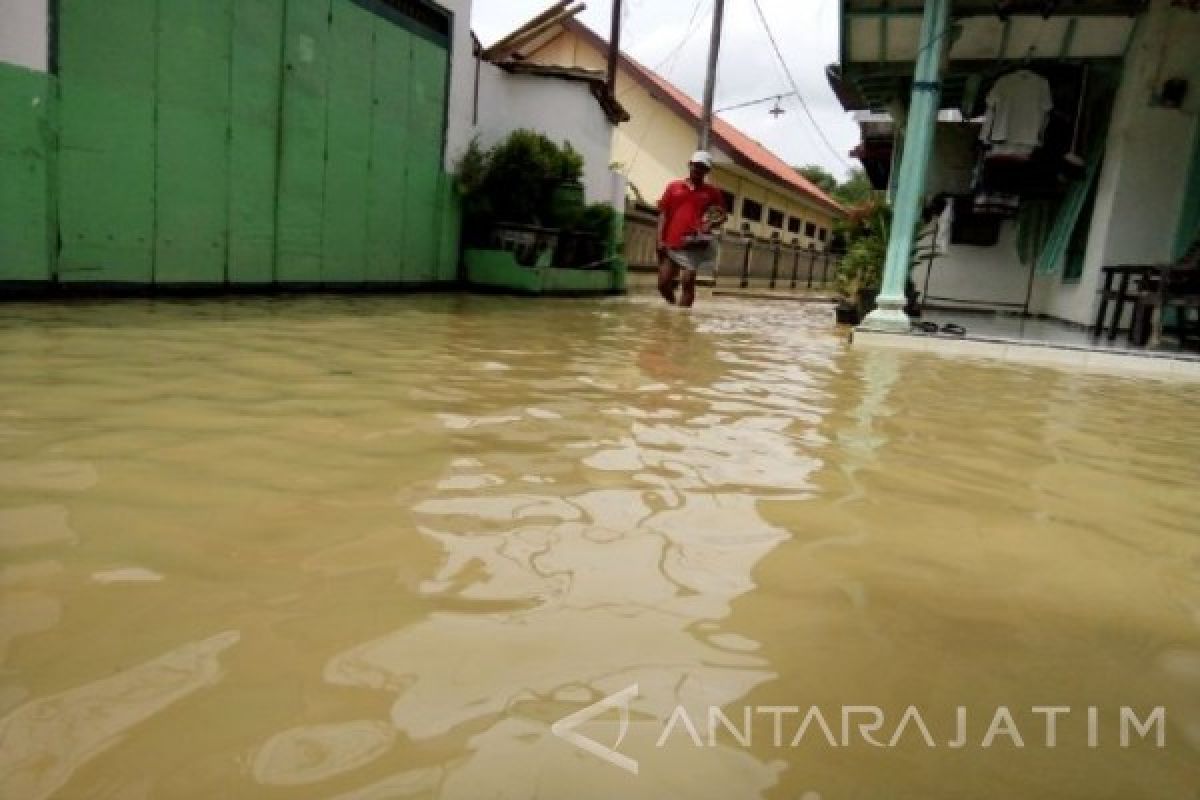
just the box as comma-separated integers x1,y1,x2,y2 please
0,0,47,72
1033,0,1200,325
437,0,475,172
913,221,1036,310
474,60,615,204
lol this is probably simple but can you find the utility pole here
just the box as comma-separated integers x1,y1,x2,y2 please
606,0,623,96
698,0,726,151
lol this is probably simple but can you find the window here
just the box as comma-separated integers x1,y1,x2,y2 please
767,209,785,229
721,190,736,212
741,198,763,222
787,217,802,234
804,222,817,237
818,227,828,242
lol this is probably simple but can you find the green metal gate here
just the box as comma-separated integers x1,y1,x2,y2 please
54,0,457,287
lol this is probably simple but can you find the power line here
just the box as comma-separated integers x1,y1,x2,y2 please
619,0,712,180
619,0,710,101
621,0,708,94
748,0,850,170
715,90,796,114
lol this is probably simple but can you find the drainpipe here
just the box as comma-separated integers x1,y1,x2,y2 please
860,0,951,332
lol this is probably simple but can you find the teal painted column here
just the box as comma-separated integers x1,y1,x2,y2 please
861,0,951,332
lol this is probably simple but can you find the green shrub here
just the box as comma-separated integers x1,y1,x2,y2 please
578,203,615,242
836,202,891,296
455,130,588,245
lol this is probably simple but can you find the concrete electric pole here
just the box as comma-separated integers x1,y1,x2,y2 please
698,0,726,151
607,0,623,96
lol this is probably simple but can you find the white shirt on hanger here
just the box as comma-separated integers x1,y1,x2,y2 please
981,69,1053,153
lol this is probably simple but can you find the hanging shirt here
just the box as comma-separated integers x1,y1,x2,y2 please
980,70,1053,154
658,180,726,249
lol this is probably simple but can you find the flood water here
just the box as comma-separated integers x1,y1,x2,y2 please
0,293,1198,800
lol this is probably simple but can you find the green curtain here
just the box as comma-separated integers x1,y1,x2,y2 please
1035,88,1115,277
1175,119,1200,259
1035,145,1105,276
1018,197,1058,268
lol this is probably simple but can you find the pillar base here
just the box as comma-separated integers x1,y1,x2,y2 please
859,305,911,333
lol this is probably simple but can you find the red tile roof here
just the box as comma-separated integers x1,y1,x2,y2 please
561,19,846,217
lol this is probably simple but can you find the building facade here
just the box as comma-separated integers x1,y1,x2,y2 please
833,0,1200,329
497,17,846,249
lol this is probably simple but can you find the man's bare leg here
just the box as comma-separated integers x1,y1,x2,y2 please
657,255,678,305
680,269,697,308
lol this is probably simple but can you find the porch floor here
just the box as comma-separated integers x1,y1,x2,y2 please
852,310,1200,381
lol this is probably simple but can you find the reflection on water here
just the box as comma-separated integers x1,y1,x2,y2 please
0,631,239,800
0,295,1197,799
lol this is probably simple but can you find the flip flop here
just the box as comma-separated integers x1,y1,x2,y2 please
939,323,967,336
914,321,939,334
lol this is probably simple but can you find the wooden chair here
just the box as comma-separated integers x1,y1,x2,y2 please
1129,243,1200,348
1094,239,1199,343
1094,265,1156,340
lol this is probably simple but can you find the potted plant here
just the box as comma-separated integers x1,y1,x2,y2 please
834,202,889,325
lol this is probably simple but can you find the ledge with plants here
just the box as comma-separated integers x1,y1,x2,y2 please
455,130,624,295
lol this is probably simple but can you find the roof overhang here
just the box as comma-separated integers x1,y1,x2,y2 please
833,0,1147,110
497,62,631,123
478,2,630,125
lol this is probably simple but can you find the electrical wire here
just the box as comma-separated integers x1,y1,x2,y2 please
619,0,713,178
614,1,705,103
715,90,797,113
618,0,709,97
748,0,850,170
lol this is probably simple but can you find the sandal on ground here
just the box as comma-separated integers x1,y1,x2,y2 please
913,321,939,334
939,323,967,336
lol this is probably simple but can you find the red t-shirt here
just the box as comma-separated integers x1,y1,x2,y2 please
657,180,726,249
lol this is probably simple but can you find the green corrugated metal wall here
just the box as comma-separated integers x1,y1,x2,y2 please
12,0,458,287
0,63,54,282
229,0,286,284
57,0,157,282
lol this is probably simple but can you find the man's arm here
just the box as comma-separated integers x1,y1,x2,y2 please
656,185,674,258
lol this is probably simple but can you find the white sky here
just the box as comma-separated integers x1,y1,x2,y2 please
470,0,861,180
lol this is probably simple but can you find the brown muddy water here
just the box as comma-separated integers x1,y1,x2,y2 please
0,294,1198,800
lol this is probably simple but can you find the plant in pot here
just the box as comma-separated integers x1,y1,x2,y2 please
834,202,889,325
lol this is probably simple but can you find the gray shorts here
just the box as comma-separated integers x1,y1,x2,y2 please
667,242,718,278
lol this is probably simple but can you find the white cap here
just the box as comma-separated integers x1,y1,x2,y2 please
689,150,714,168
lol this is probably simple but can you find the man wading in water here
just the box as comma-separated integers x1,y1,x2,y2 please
656,151,728,308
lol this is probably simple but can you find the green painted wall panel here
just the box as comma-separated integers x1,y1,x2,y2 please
57,0,156,283
155,0,233,284
0,63,53,281
276,0,332,283
405,35,447,282
321,0,375,284
229,0,285,284
48,0,454,289
366,17,411,283
436,173,461,282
